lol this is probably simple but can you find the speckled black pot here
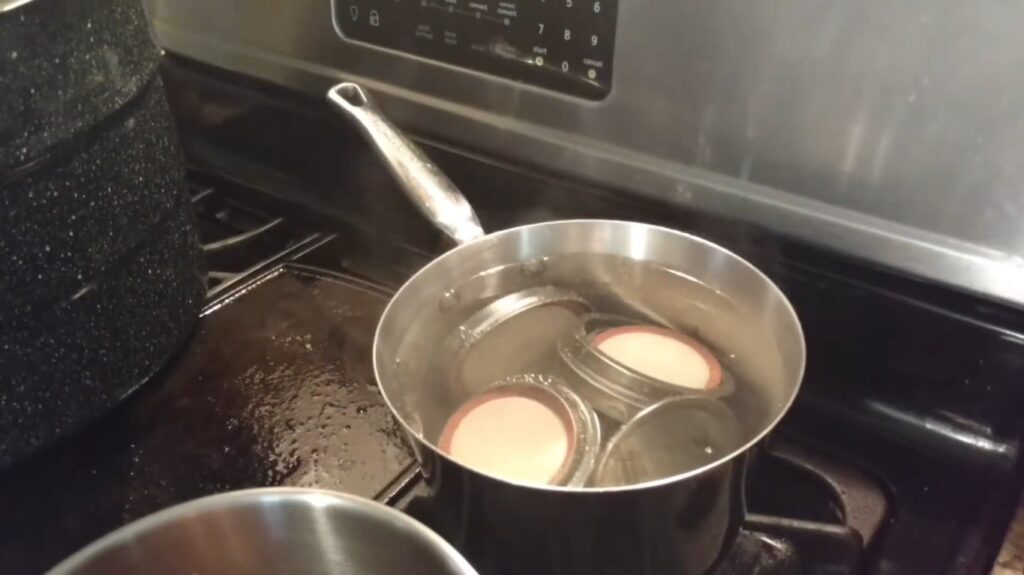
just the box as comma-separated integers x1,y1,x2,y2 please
0,191,204,468
0,77,183,316
0,0,204,466
0,0,160,173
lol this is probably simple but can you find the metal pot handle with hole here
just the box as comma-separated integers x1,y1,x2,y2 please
328,83,485,246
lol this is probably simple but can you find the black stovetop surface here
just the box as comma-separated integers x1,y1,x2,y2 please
2,56,1022,575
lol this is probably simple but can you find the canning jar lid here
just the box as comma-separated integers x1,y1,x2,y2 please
438,375,601,487
558,313,735,422
591,396,742,487
445,287,591,399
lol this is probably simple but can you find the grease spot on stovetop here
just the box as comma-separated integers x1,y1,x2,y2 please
117,269,415,509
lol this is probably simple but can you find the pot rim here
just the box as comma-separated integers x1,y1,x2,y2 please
45,487,479,575
0,0,38,14
373,218,807,494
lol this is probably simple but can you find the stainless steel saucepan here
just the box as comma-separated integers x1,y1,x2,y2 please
46,488,478,575
329,83,805,575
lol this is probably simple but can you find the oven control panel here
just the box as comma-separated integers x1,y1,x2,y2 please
332,0,617,99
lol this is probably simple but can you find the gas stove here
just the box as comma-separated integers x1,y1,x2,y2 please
1,56,1022,575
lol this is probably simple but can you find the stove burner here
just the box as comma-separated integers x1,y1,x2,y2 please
767,441,888,547
187,180,320,295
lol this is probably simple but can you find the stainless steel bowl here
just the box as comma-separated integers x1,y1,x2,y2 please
46,488,478,575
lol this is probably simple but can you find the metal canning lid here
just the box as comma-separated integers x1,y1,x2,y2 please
591,396,742,488
446,287,591,399
558,313,735,422
438,375,600,487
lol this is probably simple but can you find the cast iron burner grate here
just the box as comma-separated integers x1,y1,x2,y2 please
718,439,887,575
187,179,321,295
713,532,800,574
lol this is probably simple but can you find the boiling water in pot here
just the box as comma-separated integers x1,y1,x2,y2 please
391,253,788,489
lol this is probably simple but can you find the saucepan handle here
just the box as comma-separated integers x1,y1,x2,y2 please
327,83,485,246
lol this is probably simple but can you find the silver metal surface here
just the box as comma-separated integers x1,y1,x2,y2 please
328,83,484,246
378,216,806,487
0,0,36,13
457,287,588,345
343,81,803,572
147,0,1024,308
450,287,589,397
339,77,802,487
344,76,806,489
46,488,478,575
543,376,603,487
594,396,743,488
